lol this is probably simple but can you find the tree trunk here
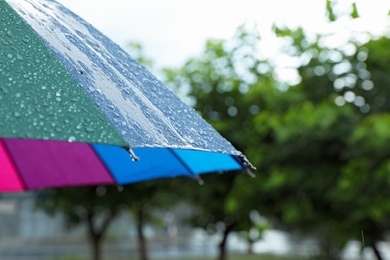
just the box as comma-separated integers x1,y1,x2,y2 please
90,234,102,260
218,220,237,260
136,205,149,260
86,210,116,260
247,238,254,255
372,242,383,260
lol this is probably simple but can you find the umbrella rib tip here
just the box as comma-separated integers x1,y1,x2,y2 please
244,168,256,178
239,157,256,178
238,157,256,170
127,147,140,161
194,175,204,186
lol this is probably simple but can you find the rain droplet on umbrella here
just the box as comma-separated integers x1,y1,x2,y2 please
68,136,76,142
1,39,9,45
0,86,8,94
85,126,94,133
22,35,30,43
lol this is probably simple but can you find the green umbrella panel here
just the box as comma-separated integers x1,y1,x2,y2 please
0,0,127,146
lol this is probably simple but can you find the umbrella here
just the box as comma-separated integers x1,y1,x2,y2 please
0,0,254,192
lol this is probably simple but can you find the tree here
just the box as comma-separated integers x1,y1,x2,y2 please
35,186,127,260
262,8,390,258
36,180,180,260
167,172,255,260
231,4,390,259
164,24,272,260
123,179,182,260
234,210,271,255
165,1,390,259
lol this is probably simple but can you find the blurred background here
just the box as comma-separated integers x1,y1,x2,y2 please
2,0,390,259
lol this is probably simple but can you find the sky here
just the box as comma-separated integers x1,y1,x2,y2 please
56,0,390,70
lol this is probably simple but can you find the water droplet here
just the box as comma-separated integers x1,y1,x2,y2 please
22,36,30,43
68,136,76,142
7,54,12,59
14,112,21,117
16,54,23,60
6,31,12,37
85,126,94,133
0,87,8,94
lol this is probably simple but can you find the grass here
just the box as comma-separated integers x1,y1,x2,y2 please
158,254,305,260
51,253,306,260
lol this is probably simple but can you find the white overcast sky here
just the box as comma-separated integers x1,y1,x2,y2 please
56,0,390,70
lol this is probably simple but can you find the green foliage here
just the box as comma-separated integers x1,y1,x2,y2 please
126,42,154,68
123,178,184,225
36,180,182,260
326,0,336,22
174,172,239,233
326,0,359,22
35,186,126,228
164,26,273,252
351,3,359,19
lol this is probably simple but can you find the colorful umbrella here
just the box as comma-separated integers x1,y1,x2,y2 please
0,0,253,192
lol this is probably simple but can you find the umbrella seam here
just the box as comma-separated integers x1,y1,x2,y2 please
1,139,28,191
231,155,247,170
167,149,196,178
89,144,119,184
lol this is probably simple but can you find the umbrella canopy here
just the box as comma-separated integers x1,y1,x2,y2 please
0,0,253,192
